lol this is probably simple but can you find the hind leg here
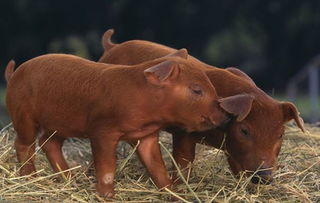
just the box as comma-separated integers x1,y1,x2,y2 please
13,117,38,176
39,132,70,178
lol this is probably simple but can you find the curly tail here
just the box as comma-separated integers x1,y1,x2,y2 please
5,60,16,83
101,29,116,51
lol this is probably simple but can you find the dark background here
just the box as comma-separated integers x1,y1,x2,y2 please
1,0,320,123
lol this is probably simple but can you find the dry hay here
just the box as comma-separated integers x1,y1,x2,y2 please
0,122,319,202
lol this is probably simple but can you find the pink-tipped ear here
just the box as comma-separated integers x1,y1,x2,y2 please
218,94,254,122
144,61,180,86
102,29,116,51
166,48,188,59
282,102,305,132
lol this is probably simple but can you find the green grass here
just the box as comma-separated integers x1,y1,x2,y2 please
0,87,5,106
0,87,10,126
274,95,320,121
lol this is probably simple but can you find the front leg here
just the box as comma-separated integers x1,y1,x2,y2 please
90,131,120,198
39,132,70,179
171,129,197,183
135,132,172,189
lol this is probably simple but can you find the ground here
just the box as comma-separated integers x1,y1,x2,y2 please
0,123,319,202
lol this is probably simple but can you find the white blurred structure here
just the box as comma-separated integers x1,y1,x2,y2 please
287,54,320,122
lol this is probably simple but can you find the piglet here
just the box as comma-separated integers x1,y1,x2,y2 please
5,50,229,197
98,29,305,185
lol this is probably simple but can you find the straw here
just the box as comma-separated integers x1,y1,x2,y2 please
0,124,319,202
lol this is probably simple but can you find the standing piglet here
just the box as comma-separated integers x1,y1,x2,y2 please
98,29,305,185
5,50,229,197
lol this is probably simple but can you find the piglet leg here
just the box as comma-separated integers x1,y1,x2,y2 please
135,132,172,189
172,132,197,185
90,132,120,198
39,133,70,178
13,115,37,176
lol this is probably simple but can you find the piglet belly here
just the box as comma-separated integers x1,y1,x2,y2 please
121,125,161,140
36,111,88,138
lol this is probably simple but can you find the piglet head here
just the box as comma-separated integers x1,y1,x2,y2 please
217,92,305,185
144,49,230,132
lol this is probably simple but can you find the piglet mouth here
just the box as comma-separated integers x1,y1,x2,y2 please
184,115,216,132
251,174,273,185
201,115,216,128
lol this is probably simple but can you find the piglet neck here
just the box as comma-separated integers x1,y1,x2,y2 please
142,85,174,124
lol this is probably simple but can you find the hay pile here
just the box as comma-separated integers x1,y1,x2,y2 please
0,123,319,202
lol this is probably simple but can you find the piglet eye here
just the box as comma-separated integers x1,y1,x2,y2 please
192,89,202,95
190,85,203,96
241,128,249,136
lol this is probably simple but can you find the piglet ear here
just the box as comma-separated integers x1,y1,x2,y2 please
166,48,188,59
282,102,305,132
218,94,254,122
144,61,180,86
226,67,256,85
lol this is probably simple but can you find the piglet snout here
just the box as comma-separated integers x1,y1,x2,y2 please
207,110,232,129
201,115,217,128
218,116,232,130
251,169,273,184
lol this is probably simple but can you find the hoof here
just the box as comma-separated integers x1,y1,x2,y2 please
96,183,115,199
19,164,36,176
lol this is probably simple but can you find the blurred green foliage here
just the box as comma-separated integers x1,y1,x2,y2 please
1,0,320,89
204,20,266,74
0,87,8,125
48,36,90,59
0,88,5,106
275,95,320,122
1,0,320,122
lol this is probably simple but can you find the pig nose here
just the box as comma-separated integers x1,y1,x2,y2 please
208,116,217,127
217,116,232,130
208,113,232,129
251,169,273,184
201,115,214,125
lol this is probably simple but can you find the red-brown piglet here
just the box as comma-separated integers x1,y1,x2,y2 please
5,50,231,197
98,29,305,184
